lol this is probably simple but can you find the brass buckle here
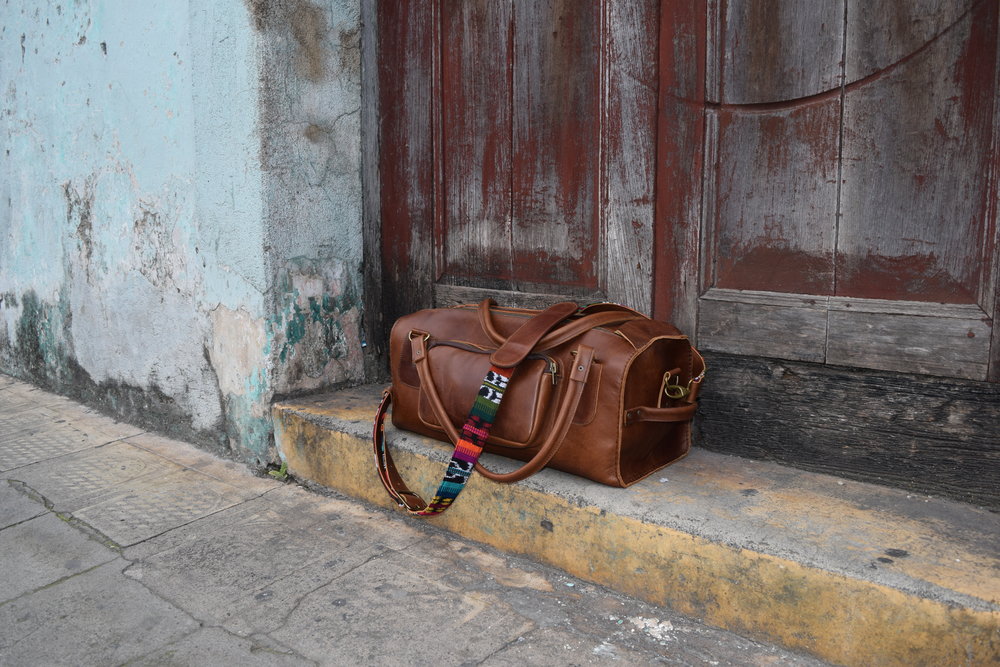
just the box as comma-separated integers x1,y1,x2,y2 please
662,372,689,402
657,368,706,407
408,330,430,342
657,369,706,407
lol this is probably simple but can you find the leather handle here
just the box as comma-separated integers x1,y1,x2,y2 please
489,300,579,367
411,333,595,484
625,348,706,425
478,299,643,352
624,403,697,426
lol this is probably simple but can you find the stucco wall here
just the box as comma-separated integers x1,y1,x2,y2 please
0,0,363,464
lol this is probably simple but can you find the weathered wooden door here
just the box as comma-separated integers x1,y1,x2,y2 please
373,1,999,384
373,0,662,333
367,0,1000,506
676,0,1000,383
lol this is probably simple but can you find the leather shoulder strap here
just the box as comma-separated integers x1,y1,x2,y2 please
487,300,578,367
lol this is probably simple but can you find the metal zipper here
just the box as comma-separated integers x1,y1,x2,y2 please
428,338,560,384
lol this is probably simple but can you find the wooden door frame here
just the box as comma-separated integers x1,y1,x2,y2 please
360,0,385,380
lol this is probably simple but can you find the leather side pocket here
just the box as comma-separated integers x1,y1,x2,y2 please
416,343,553,448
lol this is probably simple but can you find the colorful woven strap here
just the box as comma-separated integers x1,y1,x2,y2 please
416,365,511,515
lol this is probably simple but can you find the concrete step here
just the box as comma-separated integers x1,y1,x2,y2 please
274,385,1000,667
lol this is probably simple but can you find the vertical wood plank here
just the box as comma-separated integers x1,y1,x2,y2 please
988,7,1000,383
361,0,386,378
439,0,514,290
511,0,602,291
711,100,840,295
704,0,722,104
603,0,658,313
654,0,707,332
838,3,998,304
721,0,844,104
377,0,436,325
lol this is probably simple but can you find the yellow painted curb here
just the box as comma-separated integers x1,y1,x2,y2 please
274,395,1000,667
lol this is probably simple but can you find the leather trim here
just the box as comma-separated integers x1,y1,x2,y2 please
572,362,602,426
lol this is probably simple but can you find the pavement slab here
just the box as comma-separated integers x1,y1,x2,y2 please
0,399,144,473
0,415,109,471
5,441,184,511
0,512,116,605
123,431,279,495
0,560,199,667
72,467,264,546
267,550,536,666
0,480,47,529
0,382,80,413
126,627,313,667
121,487,419,636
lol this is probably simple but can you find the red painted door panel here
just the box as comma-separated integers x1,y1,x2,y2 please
379,0,659,324
837,2,997,304
439,1,603,291
693,0,1000,380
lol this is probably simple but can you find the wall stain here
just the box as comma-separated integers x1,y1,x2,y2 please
246,0,330,82
62,179,95,266
131,203,185,289
268,261,363,396
2,289,233,458
245,0,269,32
303,122,327,143
338,23,360,76
289,0,328,83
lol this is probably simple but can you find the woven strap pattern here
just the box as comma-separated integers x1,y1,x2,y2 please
416,365,510,515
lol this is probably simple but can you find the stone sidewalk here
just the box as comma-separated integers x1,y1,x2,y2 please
0,373,826,666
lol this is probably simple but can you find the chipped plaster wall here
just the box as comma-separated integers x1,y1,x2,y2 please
253,0,364,398
0,0,364,464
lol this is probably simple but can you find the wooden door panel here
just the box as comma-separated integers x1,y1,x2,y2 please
510,0,602,290
694,0,1000,381
382,0,659,319
826,299,991,378
838,2,997,305
441,0,514,288
710,99,840,295
699,291,992,379
698,289,830,362
720,0,844,104
846,0,976,82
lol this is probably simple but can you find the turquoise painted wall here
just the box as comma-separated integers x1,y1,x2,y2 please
0,0,364,464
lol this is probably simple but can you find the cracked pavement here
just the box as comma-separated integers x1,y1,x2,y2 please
0,373,827,666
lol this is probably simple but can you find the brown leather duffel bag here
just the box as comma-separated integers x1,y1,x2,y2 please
373,299,705,516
